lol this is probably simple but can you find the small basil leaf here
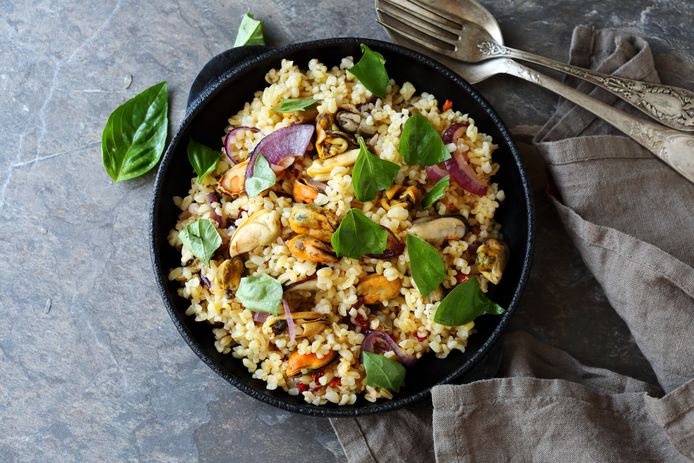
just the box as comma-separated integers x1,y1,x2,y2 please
101,81,168,183
179,219,222,265
233,12,265,47
244,153,276,197
187,139,220,183
352,137,400,201
348,44,389,98
406,234,446,297
236,274,283,314
331,209,387,259
363,351,406,392
272,98,321,113
433,278,505,326
398,114,451,166
422,176,450,208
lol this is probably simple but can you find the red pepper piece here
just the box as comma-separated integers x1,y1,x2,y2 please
296,382,309,393
456,272,470,284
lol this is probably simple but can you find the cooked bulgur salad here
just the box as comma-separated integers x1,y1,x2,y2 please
167,45,509,405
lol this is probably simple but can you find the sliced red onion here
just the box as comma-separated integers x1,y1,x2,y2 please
444,153,488,196
362,330,417,367
224,126,260,164
426,164,449,182
440,123,488,196
282,299,296,343
367,227,404,259
253,311,270,323
245,124,315,180
200,273,211,289
205,193,225,227
441,122,468,144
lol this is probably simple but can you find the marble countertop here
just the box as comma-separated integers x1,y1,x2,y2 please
1,0,692,461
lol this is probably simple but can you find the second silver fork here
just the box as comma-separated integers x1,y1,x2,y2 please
377,0,694,133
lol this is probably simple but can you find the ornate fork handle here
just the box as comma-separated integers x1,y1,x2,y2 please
477,41,694,132
499,59,694,183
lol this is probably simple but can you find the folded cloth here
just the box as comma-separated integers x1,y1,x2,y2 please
331,26,694,462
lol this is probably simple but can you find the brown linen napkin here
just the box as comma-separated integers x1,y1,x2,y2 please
331,25,694,462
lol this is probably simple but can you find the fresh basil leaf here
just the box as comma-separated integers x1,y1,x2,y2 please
363,351,406,392
348,44,389,98
406,234,445,297
422,176,450,208
245,153,276,197
236,274,283,314
433,278,505,326
331,209,387,259
352,137,400,201
101,81,168,182
233,12,265,47
187,139,220,183
398,114,451,166
179,219,222,265
272,98,321,113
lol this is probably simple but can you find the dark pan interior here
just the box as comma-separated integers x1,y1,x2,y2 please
150,38,534,417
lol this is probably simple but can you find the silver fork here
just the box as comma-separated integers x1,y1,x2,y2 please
376,0,694,183
377,0,694,133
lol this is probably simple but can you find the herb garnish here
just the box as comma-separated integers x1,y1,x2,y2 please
352,137,400,201
178,219,222,265
398,114,451,166
233,12,265,47
422,176,450,208
331,209,387,259
363,351,406,392
272,98,321,113
236,274,283,314
245,153,276,197
406,234,445,297
187,139,220,183
348,44,389,98
101,81,168,183
433,278,505,326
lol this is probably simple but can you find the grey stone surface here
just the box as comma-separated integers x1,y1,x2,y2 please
0,0,691,461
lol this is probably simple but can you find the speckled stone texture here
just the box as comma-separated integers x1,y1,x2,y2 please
0,1,692,461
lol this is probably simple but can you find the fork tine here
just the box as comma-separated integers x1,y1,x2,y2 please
376,17,457,59
379,0,462,36
401,0,464,29
377,7,458,46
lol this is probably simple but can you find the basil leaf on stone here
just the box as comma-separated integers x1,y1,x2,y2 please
245,153,276,197
363,351,406,392
406,234,445,297
433,278,505,326
236,274,283,314
272,98,321,113
352,137,400,201
398,114,451,166
422,176,450,208
101,81,168,182
187,139,220,183
331,208,387,259
179,219,222,265
348,44,389,98
233,12,265,47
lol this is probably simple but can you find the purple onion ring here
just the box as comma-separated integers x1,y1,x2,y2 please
245,124,315,179
253,312,270,323
282,299,296,343
362,330,417,367
205,192,224,227
224,126,260,164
